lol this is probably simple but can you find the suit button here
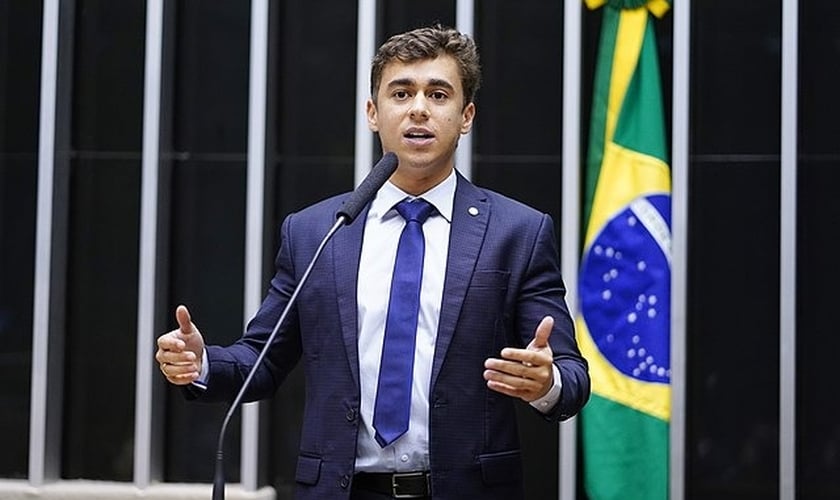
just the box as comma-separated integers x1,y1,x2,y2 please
345,408,356,422
339,474,350,488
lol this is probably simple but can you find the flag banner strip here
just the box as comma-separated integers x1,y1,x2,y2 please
578,3,673,498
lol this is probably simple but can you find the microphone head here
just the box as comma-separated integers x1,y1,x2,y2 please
337,152,399,223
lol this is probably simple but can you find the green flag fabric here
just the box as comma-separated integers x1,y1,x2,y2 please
578,1,671,499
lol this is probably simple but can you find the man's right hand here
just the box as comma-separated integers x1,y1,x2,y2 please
155,305,205,385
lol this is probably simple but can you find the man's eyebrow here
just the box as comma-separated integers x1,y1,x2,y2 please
427,78,455,91
386,77,456,91
385,78,416,89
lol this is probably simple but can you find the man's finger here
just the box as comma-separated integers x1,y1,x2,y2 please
176,305,194,335
530,315,554,349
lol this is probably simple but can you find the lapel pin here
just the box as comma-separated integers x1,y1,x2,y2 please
468,206,479,216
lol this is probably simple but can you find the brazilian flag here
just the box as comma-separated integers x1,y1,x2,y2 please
578,1,672,499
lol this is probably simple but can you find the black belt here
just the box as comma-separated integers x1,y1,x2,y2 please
353,471,431,498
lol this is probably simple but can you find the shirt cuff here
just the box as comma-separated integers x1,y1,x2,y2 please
530,364,562,414
191,348,209,390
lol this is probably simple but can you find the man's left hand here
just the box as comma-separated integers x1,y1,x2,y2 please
483,316,554,402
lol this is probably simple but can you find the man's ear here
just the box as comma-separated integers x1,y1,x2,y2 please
366,99,379,132
460,101,476,134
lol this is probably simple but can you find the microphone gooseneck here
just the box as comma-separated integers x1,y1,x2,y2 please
211,153,399,500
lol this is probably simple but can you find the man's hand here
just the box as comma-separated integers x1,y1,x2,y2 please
155,305,205,385
483,316,555,402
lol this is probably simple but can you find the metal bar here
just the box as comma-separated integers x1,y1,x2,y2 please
559,0,583,499
779,0,798,498
134,0,165,487
354,0,377,186
669,0,692,498
241,0,271,490
455,0,475,181
29,0,61,486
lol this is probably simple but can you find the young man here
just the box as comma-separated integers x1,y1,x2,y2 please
156,25,589,500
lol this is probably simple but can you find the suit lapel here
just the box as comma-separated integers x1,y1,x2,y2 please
333,205,369,390
431,173,489,385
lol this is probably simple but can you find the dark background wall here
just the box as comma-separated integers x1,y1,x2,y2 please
1,1,838,498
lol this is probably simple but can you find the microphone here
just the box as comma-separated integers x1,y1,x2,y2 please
336,151,398,223
212,152,399,500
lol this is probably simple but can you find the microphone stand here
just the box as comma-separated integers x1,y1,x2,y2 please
212,215,348,500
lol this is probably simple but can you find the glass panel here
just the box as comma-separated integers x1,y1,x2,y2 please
0,0,41,480
476,0,563,157
686,2,782,498
63,160,141,480
796,163,840,500
266,0,357,491
164,161,247,482
380,0,455,36
61,0,145,481
686,162,781,500
691,1,780,156
796,2,840,498
474,3,566,500
162,0,251,483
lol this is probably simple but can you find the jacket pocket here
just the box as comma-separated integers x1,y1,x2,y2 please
470,270,510,289
477,449,522,485
295,454,322,485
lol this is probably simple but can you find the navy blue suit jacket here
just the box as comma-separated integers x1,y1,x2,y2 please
195,173,590,499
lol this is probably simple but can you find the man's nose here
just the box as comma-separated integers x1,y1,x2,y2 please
409,94,430,119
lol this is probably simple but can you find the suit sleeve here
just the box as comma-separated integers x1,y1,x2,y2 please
516,213,590,421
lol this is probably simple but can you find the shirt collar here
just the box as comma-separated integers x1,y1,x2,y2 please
368,169,457,223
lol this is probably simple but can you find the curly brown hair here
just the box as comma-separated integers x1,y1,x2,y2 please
370,24,481,109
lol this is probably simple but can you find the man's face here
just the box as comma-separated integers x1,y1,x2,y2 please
366,55,475,194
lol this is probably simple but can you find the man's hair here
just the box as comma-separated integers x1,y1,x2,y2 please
370,24,481,108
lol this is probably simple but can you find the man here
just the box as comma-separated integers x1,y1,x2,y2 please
156,24,590,500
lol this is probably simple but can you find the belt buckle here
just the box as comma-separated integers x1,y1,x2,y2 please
392,471,428,499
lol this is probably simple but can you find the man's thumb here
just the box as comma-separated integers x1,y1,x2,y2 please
531,316,554,349
176,305,194,335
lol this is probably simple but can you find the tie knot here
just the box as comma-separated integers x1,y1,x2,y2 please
395,198,435,224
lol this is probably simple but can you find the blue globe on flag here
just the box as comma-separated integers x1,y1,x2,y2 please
580,193,671,384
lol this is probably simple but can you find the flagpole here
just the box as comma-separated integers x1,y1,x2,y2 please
670,0,691,498
560,0,583,499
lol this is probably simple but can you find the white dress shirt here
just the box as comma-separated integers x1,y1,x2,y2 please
353,171,456,472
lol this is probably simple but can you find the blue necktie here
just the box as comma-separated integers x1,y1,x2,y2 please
373,198,436,447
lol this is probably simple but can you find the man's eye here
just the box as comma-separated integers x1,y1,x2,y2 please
430,91,448,101
393,90,409,99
